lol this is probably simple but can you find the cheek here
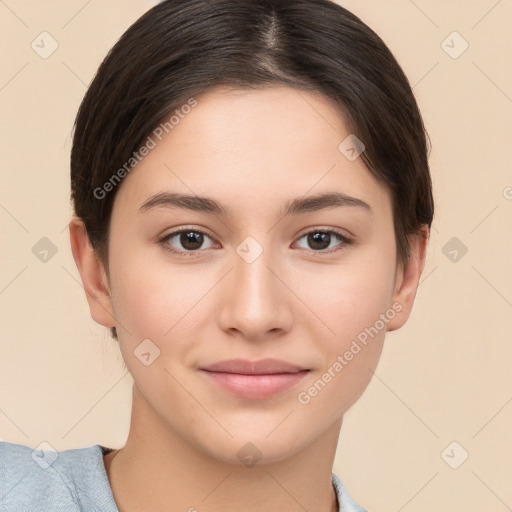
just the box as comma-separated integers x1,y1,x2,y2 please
314,252,396,408
291,247,395,408
296,250,396,342
294,264,392,417
109,239,211,342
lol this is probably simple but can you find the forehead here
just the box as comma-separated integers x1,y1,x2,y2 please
112,86,392,219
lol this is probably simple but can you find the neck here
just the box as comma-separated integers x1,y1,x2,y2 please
104,385,342,512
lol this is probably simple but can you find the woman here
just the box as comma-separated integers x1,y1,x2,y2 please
1,0,434,510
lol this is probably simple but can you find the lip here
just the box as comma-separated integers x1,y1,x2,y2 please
199,358,310,400
200,358,308,375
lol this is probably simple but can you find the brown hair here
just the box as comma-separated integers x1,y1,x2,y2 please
70,0,435,340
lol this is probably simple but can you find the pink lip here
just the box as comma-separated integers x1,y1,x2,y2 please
199,358,310,400
200,358,308,375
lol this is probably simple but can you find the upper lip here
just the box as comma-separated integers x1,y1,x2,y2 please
200,358,309,375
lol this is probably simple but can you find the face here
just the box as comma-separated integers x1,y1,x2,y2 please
80,86,419,465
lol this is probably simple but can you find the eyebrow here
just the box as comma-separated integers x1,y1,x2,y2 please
138,191,373,217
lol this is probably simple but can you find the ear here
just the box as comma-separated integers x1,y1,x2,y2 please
386,225,429,332
68,216,116,330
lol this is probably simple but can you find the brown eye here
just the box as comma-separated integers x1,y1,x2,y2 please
294,229,353,254
160,228,216,255
177,231,204,251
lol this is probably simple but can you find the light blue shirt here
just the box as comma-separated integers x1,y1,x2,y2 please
0,440,368,511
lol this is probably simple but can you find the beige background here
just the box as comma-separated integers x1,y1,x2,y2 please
1,1,511,510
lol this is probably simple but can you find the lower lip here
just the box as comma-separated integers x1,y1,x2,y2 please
200,370,310,400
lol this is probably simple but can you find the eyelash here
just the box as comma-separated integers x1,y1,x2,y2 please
158,227,354,257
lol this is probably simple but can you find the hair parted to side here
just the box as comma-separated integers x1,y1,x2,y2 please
70,0,435,341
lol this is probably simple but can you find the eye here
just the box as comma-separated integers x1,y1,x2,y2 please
158,227,354,256
294,228,354,254
159,228,218,255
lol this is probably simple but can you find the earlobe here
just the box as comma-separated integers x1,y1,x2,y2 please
386,226,429,332
68,217,116,329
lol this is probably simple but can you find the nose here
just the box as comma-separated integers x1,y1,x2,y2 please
217,244,293,341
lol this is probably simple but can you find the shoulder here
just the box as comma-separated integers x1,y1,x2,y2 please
0,440,117,512
332,472,369,512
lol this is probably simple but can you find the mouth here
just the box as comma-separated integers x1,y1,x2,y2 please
199,358,311,399
200,358,309,375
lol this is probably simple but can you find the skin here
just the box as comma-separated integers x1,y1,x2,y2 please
69,85,428,512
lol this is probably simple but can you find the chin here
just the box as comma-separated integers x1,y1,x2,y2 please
197,426,313,468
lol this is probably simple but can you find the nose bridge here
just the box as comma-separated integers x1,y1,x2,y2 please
219,236,288,338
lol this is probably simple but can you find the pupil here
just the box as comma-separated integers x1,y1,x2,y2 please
309,232,330,250
181,231,203,250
